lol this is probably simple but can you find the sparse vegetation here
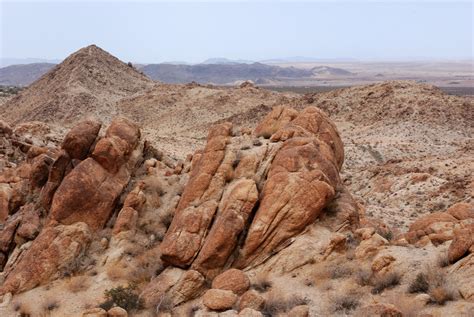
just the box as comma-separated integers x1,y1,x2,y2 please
102,284,144,311
371,272,401,294
330,264,353,279
355,267,373,286
251,272,273,293
408,273,429,294
262,290,308,316
66,275,90,293
437,252,450,268
333,293,360,313
407,266,457,305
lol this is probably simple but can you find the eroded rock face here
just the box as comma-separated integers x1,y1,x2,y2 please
50,117,142,230
61,119,101,160
161,106,356,277
0,222,92,295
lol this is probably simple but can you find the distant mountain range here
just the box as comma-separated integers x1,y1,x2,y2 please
0,57,354,86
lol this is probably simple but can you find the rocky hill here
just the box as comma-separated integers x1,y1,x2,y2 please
0,63,56,86
0,45,154,125
0,45,473,317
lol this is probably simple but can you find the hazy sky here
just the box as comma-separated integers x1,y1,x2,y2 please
1,1,472,63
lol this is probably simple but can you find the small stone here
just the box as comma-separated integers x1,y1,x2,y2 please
203,289,238,311
107,306,128,317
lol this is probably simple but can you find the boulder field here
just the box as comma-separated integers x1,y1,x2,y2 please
0,103,473,316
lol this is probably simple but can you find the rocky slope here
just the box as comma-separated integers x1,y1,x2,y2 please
0,45,473,317
0,45,154,125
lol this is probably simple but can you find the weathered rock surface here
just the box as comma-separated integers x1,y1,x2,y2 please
50,117,142,230
0,222,91,294
211,269,250,295
61,119,101,160
161,106,353,276
203,289,238,311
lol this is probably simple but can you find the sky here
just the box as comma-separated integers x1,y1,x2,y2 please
0,0,472,63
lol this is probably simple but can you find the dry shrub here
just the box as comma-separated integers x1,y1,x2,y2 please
371,272,401,294
127,247,164,285
332,292,360,314
330,264,353,279
437,252,450,268
408,273,429,294
251,272,273,293
429,286,455,305
355,266,373,286
407,265,457,305
106,262,129,281
43,298,59,312
101,284,143,311
262,289,308,316
66,275,90,293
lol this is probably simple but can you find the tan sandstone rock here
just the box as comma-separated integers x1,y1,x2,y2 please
0,222,92,294
211,269,250,295
238,290,265,311
203,289,238,311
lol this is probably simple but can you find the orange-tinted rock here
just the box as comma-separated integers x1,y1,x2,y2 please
29,154,53,188
0,120,13,135
161,123,232,267
105,117,140,153
446,202,474,220
238,290,265,311
408,212,457,233
254,106,298,138
0,184,12,222
62,119,101,160
192,180,258,277
160,200,218,267
170,269,206,306
448,224,474,263
92,136,129,173
39,150,71,209
236,138,338,268
203,289,238,311
356,303,402,317
15,204,41,240
50,158,130,230
0,222,91,295
211,269,250,295
269,106,344,169
113,207,138,234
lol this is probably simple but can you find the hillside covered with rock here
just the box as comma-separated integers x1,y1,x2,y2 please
0,45,473,317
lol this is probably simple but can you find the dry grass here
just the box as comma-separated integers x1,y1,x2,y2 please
408,273,429,294
127,247,164,285
251,272,273,293
66,275,90,293
371,272,401,294
106,262,129,281
355,266,373,286
407,265,458,305
332,292,360,314
262,289,308,315
436,252,450,268
42,298,59,312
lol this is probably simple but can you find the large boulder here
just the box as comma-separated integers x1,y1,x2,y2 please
203,289,238,311
49,158,130,229
0,222,92,295
61,119,101,160
211,269,250,295
160,106,349,275
448,224,474,263
50,118,142,230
